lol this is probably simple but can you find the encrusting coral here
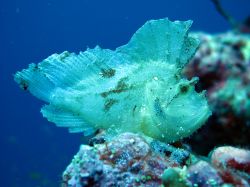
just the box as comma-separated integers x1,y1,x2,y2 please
184,32,250,152
14,18,211,143
62,132,250,187
62,133,189,187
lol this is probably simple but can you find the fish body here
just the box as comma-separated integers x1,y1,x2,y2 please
15,18,211,142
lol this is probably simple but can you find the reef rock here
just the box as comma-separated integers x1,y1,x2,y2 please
62,133,189,187
62,133,250,187
184,32,250,153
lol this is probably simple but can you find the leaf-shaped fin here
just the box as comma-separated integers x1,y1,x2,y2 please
15,63,56,102
14,47,128,102
117,18,197,67
41,105,95,135
179,36,200,68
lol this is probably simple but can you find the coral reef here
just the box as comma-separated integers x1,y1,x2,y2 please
14,18,211,143
62,133,250,187
184,32,250,153
62,133,189,187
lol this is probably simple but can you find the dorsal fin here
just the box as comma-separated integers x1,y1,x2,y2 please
117,18,199,68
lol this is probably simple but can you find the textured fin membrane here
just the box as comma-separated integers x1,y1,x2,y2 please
118,19,198,67
41,105,95,135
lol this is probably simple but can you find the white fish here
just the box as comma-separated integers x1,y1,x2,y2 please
14,18,211,142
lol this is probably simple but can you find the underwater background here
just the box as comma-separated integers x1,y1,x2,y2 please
1,0,250,186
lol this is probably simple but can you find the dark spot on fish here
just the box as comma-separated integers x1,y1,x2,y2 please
154,98,166,119
179,84,189,94
30,63,41,73
101,92,108,98
100,68,116,78
104,98,118,111
174,74,180,80
100,78,130,98
73,113,80,117
34,64,38,69
20,79,29,90
132,105,137,116
116,78,129,91
58,51,70,61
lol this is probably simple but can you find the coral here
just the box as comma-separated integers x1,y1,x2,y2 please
162,161,224,187
14,18,211,143
185,32,250,90
62,133,190,187
162,167,191,187
161,146,250,187
184,32,250,152
211,146,250,174
186,161,223,187
62,133,250,187
211,146,250,186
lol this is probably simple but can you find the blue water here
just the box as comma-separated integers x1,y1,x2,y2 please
1,0,249,186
